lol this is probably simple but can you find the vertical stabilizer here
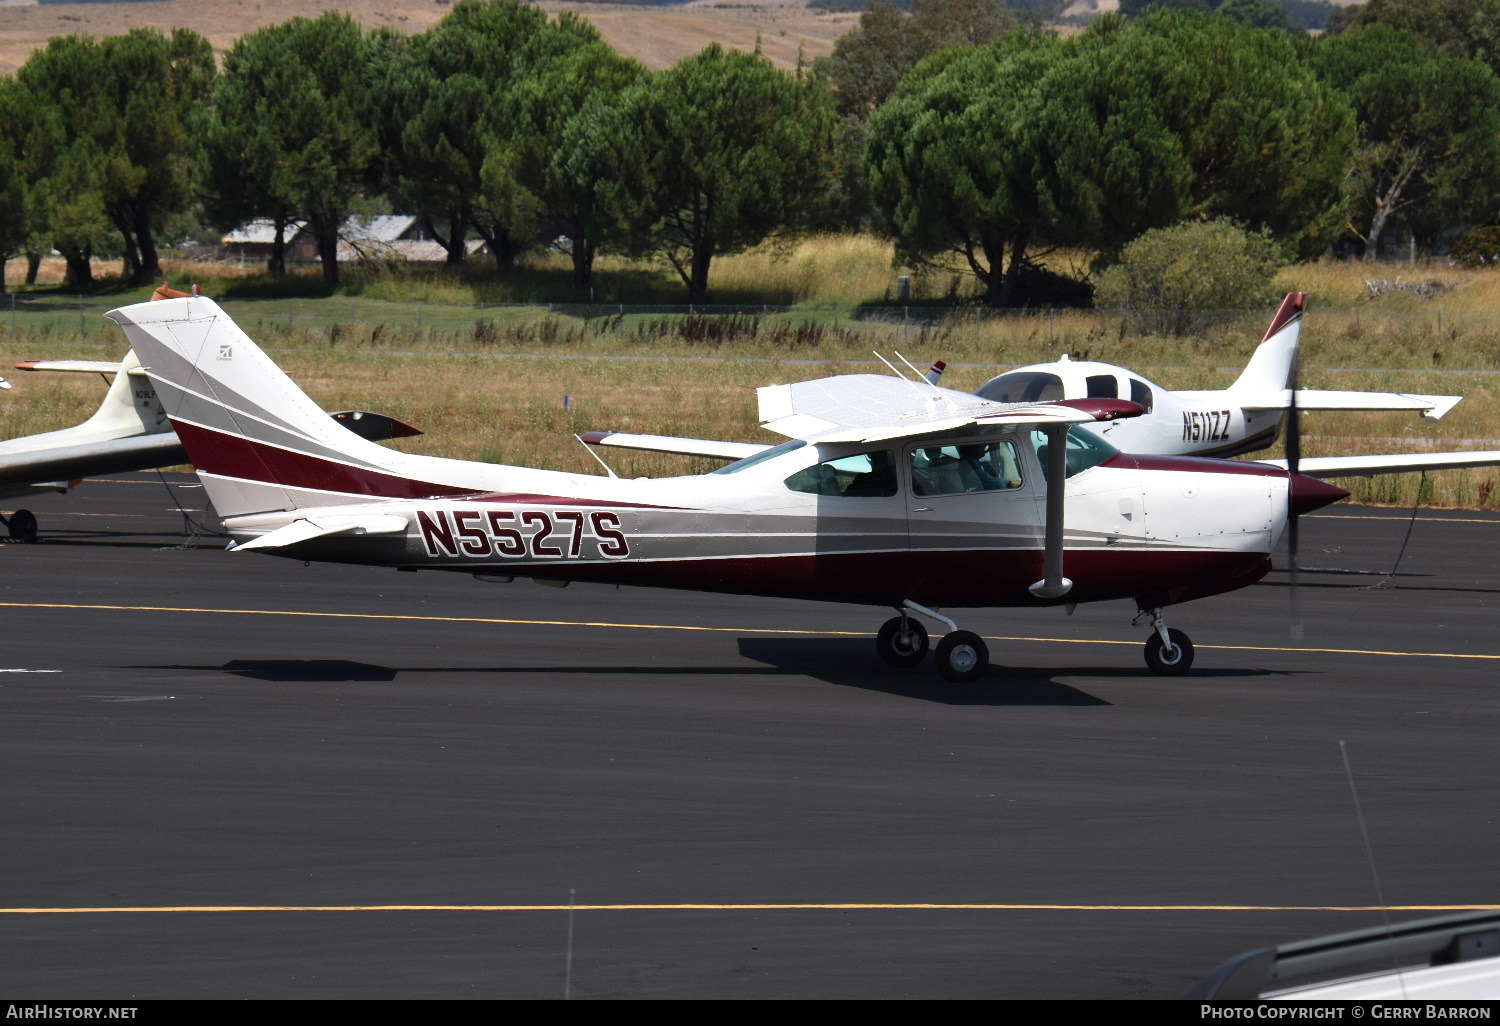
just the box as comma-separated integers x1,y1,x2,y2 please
76,350,171,439
1229,292,1305,396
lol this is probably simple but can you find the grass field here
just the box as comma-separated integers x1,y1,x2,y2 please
3,244,1496,510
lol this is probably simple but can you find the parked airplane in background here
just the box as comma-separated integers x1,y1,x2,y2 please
583,293,1500,482
109,291,1351,683
0,289,421,542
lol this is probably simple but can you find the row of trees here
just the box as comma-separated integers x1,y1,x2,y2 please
0,0,1497,305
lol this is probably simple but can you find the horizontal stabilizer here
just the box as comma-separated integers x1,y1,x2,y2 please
16,360,148,377
1257,450,1500,479
580,431,768,461
230,514,408,552
0,433,186,486
1240,390,1462,422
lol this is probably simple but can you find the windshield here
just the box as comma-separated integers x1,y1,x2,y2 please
1029,426,1119,480
977,371,1065,404
711,439,807,475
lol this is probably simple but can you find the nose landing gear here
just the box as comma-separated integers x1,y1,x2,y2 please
2,509,38,543
875,601,990,683
1140,608,1194,676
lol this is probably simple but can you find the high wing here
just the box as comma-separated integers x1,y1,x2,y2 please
1257,450,1500,479
1238,389,1462,422
583,373,1143,461
756,373,1139,443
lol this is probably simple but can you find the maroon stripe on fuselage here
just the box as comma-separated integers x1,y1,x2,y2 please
174,419,478,500
173,420,685,507
394,546,1268,609
1110,452,1285,477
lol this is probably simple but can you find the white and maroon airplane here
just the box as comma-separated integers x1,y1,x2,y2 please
107,289,1351,683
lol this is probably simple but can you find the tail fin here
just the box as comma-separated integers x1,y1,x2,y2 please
77,350,171,439
105,295,458,518
1229,292,1305,395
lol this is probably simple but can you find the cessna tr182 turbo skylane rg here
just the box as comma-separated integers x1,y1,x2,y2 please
107,291,1352,683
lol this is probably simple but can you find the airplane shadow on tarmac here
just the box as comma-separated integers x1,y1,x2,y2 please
136,639,1292,707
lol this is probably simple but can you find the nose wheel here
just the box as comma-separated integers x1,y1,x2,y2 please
1140,609,1194,675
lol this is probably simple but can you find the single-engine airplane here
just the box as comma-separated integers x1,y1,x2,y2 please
582,293,1500,482
0,286,421,542
108,292,1351,682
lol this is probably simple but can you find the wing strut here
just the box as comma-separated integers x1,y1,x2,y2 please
1029,424,1073,599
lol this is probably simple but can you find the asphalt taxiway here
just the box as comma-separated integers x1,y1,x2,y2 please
0,474,1495,999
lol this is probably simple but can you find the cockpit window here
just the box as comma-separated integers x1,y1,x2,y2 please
1086,374,1118,399
1029,426,1119,480
712,438,806,474
910,441,1023,495
1129,377,1154,414
977,371,1065,404
785,450,897,497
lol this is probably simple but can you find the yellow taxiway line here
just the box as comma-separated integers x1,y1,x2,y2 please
1,903,1495,915
0,601,1494,662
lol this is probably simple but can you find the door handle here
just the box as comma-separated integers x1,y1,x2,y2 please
911,507,933,512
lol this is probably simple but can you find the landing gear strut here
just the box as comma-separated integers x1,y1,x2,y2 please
2,509,38,543
1141,608,1194,676
875,601,990,683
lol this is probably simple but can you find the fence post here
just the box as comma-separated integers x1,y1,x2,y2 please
78,295,85,335
10,292,14,334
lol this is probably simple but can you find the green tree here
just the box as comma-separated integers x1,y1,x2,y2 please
867,12,1352,304
814,0,1019,117
1094,217,1285,334
0,80,32,292
1215,0,1301,33
17,28,214,284
376,1,616,270
1119,0,1212,15
1308,24,1500,258
1337,0,1500,76
598,45,837,300
200,13,378,286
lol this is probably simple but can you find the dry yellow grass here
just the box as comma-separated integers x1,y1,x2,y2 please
0,0,853,76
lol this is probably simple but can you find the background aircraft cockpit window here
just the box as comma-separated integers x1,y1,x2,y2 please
910,441,1023,495
1030,426,1119,480
785,451,897,497
712,438,806,474
1086,374,1119,399
1129,377,1154,413
976,371,1065,404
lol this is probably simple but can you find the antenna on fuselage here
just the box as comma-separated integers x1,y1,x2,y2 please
873,351,931,400
893,351,943,391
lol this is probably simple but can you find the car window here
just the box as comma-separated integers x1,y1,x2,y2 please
1029,426,1119,480
1086,374,1118,399
784,451,897,497
712,438,806,475
910,441,1023,496
1129,377,1154,414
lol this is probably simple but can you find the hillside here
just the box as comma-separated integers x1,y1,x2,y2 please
0,0,858,75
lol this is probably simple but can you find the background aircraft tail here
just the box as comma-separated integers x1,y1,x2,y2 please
1228,292,1304,396
105,295,443,518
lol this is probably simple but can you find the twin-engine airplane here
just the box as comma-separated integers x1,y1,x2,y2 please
584,294,1500,481
108,292,1349,682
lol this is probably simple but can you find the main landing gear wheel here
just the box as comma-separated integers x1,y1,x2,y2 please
876,616,928,667
5,509,38,543
935,630,988,683
1145,628,1194,676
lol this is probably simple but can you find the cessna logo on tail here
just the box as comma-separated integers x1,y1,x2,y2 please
417,509,630,560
